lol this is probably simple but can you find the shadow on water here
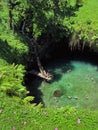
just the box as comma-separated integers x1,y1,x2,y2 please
24,61,75,105
25,74,44,105
48,60,75,83
25,63,74,105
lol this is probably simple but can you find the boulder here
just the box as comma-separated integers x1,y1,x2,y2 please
53,90,63,97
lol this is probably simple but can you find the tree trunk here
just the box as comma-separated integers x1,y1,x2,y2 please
20,24,53,80
32,39,53,80
31,38,45,74
9,0,13,30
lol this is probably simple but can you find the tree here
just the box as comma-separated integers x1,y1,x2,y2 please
76,0,83,7
8,0,20,30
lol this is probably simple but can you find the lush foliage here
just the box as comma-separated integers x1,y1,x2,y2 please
0,63,27,97
1,0,97,48
0,93,98,130
0,0,29,97
0,0,98,129
9,0,98,48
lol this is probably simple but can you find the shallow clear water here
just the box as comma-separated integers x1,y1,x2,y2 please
39,59,98,110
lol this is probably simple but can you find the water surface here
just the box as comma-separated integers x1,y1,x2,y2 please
39,59,98,110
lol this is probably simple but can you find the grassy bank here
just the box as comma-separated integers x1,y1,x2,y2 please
0,94,98,130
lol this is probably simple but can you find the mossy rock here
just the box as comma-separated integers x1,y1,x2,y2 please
53,90,63,97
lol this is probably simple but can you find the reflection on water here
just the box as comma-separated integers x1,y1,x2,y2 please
39,59,98,110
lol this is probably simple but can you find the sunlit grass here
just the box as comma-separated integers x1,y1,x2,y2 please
0,93,98,130
72,0,98,28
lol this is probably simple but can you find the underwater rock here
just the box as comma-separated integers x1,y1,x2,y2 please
95,66,98,71
53,90,63,97
74,96,78,99
85,95,89,99
53,97,58,102
67,69,72,73
67,96,72,99
91,77,94,81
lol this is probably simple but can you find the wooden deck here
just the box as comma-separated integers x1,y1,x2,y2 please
29,70,53,81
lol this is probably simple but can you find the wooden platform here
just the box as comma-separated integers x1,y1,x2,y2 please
29,70,53,81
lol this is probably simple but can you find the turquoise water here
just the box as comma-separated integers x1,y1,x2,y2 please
39,59,98,110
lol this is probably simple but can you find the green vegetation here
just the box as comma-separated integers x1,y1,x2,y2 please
70,0,98,50
0,0,98,129
0,93,98,130
0,23,29,97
